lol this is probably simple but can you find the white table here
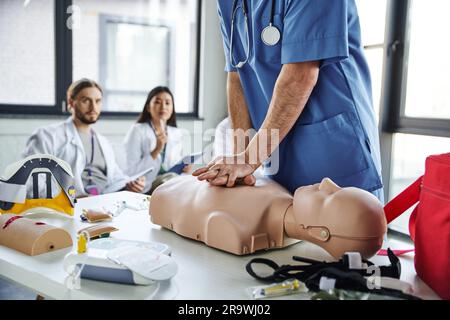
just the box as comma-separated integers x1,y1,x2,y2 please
0,192,440,300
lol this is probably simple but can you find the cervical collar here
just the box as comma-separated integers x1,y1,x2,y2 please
0,154,76,216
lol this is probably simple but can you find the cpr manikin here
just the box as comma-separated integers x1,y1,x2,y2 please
150,176,387,259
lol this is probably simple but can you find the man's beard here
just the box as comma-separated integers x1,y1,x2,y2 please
75,108,99,125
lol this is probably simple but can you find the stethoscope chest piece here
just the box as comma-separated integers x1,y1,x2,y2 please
261,24,281,46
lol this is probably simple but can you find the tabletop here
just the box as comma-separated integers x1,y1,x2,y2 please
0,192,440,300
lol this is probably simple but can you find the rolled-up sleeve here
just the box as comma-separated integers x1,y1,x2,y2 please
281,0,349,68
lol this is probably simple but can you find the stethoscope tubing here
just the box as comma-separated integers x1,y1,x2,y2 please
229,0,279,69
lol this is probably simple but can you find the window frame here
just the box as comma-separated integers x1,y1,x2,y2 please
380,0,450,234
382,0,450,138
0,0,202,119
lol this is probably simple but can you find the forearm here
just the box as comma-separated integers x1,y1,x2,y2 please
227,72,253,154
245,61,320,167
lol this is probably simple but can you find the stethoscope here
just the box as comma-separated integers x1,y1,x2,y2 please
84,131,97,194
230,0,281,69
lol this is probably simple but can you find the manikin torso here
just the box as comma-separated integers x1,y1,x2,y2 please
150,175,387,259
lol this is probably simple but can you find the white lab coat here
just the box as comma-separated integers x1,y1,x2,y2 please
22,118,128,197
123,122,183,193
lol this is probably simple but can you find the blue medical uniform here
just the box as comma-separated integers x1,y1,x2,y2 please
217,0,384,201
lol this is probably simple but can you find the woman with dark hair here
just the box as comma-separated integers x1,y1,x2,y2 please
124,87,188,194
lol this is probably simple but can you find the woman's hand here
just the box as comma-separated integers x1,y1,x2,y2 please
126,176,146,193
151,131,167,159
182,164,193,174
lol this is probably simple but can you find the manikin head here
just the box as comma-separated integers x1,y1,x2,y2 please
287,178,387,259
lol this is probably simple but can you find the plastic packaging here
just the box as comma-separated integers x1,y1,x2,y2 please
250,279,308,299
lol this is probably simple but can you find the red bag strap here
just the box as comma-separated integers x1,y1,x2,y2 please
378,249,415,256
384,176,423,224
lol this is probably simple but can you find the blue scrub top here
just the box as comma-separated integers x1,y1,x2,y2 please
217,0,383,200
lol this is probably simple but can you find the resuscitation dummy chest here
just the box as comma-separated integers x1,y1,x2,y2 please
150,175,386,259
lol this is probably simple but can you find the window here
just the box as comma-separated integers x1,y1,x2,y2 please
72,0,200,115
382,0,450,234
100,17,171,112
0,0,201,116
0,0,56,107
355,0,388,124
403,0,450,119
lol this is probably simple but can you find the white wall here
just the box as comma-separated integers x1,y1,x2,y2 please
0,0,227,173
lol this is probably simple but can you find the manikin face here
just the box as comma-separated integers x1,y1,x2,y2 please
69,87,102,125
294,176,386,238
294,178,342,218
292,177,386,259
147,92,174,123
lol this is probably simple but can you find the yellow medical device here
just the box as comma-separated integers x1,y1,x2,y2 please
0,154,76,217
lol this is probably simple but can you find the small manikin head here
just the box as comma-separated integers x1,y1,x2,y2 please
292,178,387,259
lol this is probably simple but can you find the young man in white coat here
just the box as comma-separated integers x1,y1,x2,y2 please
23,78,146,197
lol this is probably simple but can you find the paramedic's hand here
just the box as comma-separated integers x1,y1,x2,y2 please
126,176,146,193
151,131,167,159
192,153,257,187
182,164,193,174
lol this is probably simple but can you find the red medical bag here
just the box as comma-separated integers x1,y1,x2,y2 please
384,153,450,299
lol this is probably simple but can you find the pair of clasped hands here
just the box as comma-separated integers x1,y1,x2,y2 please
192,153,258,187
